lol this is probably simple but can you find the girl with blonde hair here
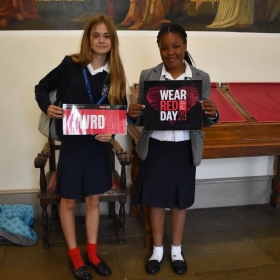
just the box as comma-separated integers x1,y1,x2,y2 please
35,14,126,280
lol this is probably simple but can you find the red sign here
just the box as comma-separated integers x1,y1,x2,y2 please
63,104,127,135
144,80,202,130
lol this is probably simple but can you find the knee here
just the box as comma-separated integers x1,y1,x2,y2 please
86,195,99,209
60,198,76,210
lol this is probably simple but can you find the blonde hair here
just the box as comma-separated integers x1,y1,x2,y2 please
72,14,126,105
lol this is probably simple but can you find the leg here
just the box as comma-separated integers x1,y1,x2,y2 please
60,198,92,279
170,207,187,275
85,195,112,276
145,206,165,275
170,208,186,246
85,195,100,244
149,206,165,246
60,198,77,249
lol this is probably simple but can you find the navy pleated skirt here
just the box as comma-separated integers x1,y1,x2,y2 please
55,136,112,199
134,138,196,210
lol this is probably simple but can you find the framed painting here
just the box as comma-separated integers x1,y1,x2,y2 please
0,0,279,33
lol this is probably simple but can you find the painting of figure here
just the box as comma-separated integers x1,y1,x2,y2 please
120,0,190,29
0,0,279,33
207,0,254,28
0,0,40,28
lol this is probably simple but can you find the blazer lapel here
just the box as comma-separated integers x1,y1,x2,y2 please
149,63,163,80
190,65,202,80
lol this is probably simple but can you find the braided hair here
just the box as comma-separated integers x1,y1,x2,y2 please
157,24,195,67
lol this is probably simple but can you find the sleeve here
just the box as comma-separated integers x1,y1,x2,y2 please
133,70,145,126
201,71,219,127
34,56,67,115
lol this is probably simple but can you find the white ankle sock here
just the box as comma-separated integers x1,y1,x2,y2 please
149,245,163,262
171,244,183,261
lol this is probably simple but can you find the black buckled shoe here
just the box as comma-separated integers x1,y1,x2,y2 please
171,253,187,275
85,257,112,276
145,258,162,275
69,262,92,280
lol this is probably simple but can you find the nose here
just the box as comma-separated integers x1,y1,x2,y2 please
167,47,173,55
99,35,105,43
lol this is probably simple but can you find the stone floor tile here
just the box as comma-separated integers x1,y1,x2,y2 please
195,263,280,280
233,204,280,227
0,243,71,280
130,274,198,280
243,224,280,263
180,228,274,274
186,207,249,232
0,245,5,256
101,214,144,240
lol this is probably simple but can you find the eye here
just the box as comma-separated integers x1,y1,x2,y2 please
104,35,110,39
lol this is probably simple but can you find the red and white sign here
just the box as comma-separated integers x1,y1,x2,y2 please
144,80,202,131
63,104,127,135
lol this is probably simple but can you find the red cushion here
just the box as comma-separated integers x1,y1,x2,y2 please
111,172,120,190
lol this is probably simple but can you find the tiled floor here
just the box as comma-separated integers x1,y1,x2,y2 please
1,204,280,280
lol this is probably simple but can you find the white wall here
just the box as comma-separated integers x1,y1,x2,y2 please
0,30,279,199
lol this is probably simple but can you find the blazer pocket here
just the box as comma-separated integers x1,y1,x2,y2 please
191,130,205,166
135,129,151,160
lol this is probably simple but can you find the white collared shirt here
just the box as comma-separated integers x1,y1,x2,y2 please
150,60,191,142
86,62,109,76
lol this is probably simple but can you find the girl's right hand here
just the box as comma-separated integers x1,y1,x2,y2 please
47,105,64,119
128,103,145,119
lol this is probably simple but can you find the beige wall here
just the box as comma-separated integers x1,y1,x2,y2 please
0,30,279,195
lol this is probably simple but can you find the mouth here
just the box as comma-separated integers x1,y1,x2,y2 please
166,57,177,62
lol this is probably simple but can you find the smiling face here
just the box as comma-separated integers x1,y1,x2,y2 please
90,23,112,56
158,32,186,75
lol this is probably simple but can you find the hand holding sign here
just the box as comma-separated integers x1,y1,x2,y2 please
95,134,112,142
201,100,217,118
47,105,64,119
128,103,145,119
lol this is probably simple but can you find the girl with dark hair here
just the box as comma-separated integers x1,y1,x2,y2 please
156,24,195,66
35,14,126,280
128,23,218,276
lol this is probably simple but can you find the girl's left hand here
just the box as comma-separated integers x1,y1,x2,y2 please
201,100,217,118
95,134,112,142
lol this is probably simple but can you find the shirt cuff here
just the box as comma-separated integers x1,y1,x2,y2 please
127,114,136,125
209,111,218,121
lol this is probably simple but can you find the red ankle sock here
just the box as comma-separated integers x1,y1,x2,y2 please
68,247,85,270
87,243,101,265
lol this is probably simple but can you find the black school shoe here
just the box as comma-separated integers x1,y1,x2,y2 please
69,262,92,280
171,253,187,275
145,256,163,275
85,257,112,276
